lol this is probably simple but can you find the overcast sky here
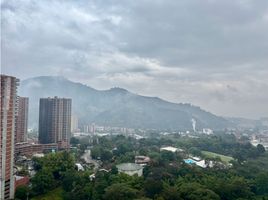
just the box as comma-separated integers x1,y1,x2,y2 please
2,0,268,119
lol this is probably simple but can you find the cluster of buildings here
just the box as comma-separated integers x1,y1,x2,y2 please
160,146,218,168
1,75,72,199
81,124,136,135
251,133,268,150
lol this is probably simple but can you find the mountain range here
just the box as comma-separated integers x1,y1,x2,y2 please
19,76,233,130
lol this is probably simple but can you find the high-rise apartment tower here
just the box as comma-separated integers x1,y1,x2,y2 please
38,97,72,149
15,97,29,143
0,75,19,200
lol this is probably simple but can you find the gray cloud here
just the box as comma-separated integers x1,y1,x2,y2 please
1,0,268,118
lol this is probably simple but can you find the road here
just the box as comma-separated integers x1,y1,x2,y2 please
81,149,100,171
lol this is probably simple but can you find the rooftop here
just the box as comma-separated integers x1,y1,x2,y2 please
160,146,179,153
116,163,143,171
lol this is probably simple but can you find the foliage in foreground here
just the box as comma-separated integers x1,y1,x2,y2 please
16,134,268,200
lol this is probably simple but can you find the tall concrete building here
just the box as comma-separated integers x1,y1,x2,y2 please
71,115,78,133
38,97,72,149
15,97,29,143
0,75,19,200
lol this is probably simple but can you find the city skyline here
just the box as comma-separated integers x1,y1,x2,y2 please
2,0,268,119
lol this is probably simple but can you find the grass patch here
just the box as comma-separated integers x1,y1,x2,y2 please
202,150,234,163
31,187,63,200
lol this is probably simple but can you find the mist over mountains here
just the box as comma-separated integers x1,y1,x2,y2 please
19,76,233,130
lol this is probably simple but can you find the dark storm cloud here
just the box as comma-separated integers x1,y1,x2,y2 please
1,0,268,118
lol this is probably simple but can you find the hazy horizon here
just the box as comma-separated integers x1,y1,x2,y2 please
2,0,268,119
18,75,266,121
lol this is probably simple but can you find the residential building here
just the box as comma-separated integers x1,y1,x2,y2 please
1,75,19,200
38,97,72,149
15,142,58,157
15,97,29,143
14,176,30,190
135,156,150,166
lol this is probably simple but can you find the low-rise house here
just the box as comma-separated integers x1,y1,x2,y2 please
15,176,30,189
135,156,150,166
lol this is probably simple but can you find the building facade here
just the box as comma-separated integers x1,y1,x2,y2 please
0,75,19,200
38,97,72,149
15,97,29,143
15,142,58,157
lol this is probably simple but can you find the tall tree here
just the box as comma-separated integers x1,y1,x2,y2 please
104,183,139,200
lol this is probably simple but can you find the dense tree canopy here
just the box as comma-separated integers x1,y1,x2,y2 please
25,134,268,200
